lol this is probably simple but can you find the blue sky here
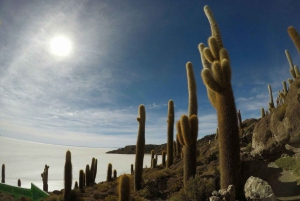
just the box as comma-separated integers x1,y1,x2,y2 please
0,0,299,147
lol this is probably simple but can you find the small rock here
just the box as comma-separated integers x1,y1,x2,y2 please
212,190,218,196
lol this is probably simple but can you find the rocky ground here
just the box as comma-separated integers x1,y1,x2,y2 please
2,78,300,201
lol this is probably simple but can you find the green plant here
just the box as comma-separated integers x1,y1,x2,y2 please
169,175,215,201
167,99,175,168
64,150,72,201
134,104,146,191
107,163,113,182
118,174,131,201
245,143,252,152
275,156,300,177
199,5,241,195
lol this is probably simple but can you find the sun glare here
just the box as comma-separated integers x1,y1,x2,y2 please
50,36,72,57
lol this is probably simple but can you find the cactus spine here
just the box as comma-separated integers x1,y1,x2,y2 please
41,165,49,192
134,104,146,191
199,5,240,195
64,150,72,200
166,100,174,168
118,174,131,201
107,163,112,182
1,164,4,183
79,169,84,191
288,26,300,54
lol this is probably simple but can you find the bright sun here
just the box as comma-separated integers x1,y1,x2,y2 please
50,36,72,57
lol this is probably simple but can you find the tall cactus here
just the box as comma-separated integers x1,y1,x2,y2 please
1,164,5,183
162,150,166,166
131,164,134,175
79,169,84,191
288,26,300,54
114,169,117,179
118,174,131,201
134,104,146,191
107,163,112,182
85,165,90,186
261,108,265,118
150,150,155,168
285,50,297,79
41,165,49,192
186,62,198,117
268,84,275,112
167,100,174,168
64,150,72,200
90,158,96,184
18,179,21,187
177,114,198,188
94,159,98,182
199,5,241,195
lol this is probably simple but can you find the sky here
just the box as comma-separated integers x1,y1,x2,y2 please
0,0,299,148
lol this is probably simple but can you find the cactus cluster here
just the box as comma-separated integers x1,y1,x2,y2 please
134,104,146,191
41,164,49,192
199,5,241,194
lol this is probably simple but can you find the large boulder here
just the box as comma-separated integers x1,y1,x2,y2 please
244,176,276,201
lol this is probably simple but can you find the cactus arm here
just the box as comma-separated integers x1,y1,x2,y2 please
288,26,300,54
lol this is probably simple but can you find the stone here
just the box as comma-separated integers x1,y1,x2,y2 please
244,176,276,201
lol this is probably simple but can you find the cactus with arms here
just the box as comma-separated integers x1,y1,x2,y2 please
199,5,241,196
